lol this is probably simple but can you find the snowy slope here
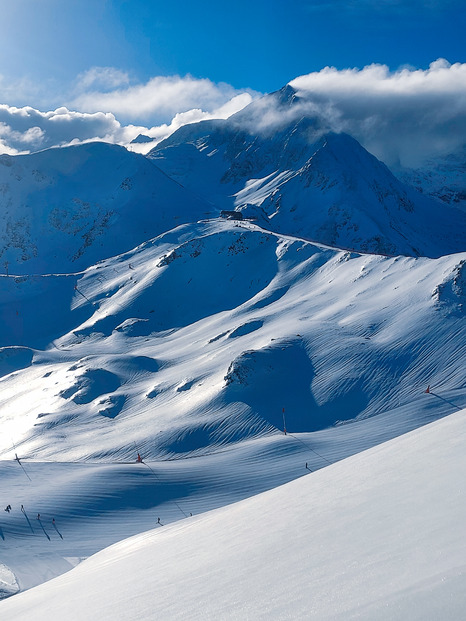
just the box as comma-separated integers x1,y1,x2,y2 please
0,219,464,461
149,88,466,257
0,142,212,274
0,114,465,607
0,217,464,593
2,408,465,620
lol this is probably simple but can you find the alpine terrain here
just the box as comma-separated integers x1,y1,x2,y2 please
0,82,465,619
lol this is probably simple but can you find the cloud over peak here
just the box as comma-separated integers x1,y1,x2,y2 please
0,61,464,168
288,59,466,166
70,73,259,124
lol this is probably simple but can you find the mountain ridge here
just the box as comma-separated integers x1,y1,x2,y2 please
149,96,466,257
0,219,464,461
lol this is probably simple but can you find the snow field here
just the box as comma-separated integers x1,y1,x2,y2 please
0,219,464,597
1,220,465,462
0,96,465,614
0,387,460,595
2,408,465,620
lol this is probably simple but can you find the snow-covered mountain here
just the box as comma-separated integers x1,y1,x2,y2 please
149,87,466,257
0,82,465,610
0,215,464,595
0,142,212,274
0,219,464,460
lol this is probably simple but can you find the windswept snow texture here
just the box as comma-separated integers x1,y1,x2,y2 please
2,409,466,620
0,219,464,462
0,216,464,595
149,87,466,258
0,142,212,274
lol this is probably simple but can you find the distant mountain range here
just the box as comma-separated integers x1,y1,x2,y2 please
395,145,466,213
0,85,465,278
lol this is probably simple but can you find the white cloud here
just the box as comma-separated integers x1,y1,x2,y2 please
3,62,463,168
0,138,23,156
70,73,259,124
0,70,258,155
0,121,44,146
128,92,256,153
285,60,466,166
0,104,139,153
0,77,257,155
75,67,131,92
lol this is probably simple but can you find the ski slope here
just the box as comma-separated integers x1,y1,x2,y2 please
0,128,465,609
0,218,464,596
0,389,460,596
2,408,465,620
0,219,464,461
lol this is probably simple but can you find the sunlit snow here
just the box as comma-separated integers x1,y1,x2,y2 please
0,100,465,616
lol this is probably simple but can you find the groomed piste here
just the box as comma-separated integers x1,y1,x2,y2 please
1,408,465,620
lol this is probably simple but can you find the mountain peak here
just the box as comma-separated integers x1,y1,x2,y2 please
149,112,466,257
130,134,154,144
273,83,300,106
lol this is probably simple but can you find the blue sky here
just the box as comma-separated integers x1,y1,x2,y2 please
1,0,464,99
0,0,465,158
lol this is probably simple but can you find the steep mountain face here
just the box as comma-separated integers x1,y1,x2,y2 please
0,142,212,274
149,88,466,257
